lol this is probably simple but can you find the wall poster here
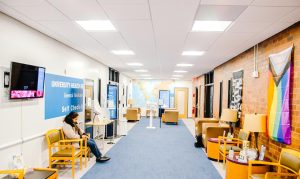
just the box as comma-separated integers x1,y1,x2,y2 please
230,70,243,125
45,73,84,119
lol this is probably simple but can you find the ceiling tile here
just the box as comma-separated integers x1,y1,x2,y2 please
280,7,300,23
184,32,222,51
196,5,247,21
48,0,107,20
201,0,252,6
228,21,272,33
97,0,148,4
237,6,296,22
0,0,44,6
11,1,68,21
101,3,150,20
150,0,200,64
89,32,128,50
115,20,156,62
251,0,300,7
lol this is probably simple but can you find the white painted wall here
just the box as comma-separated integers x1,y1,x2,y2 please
0,13,131,169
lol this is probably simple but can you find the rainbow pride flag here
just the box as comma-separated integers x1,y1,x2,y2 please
268,46,293,145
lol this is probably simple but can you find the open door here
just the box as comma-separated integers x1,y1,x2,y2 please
175,88,188,119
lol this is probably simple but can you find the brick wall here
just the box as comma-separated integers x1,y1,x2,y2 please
193,21,300,161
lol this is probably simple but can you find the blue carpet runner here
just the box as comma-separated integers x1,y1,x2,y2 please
82,118,222,179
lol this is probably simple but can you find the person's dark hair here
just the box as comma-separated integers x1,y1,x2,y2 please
64,111,79,127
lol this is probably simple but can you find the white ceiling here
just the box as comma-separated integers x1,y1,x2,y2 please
0,0,300,80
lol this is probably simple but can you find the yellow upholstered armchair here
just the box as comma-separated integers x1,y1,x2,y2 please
201,123,230,148
248,148,300,179
126,108,141,121
164,110,179,124
45,129,83,179
218,129,250,166
194,118,219,147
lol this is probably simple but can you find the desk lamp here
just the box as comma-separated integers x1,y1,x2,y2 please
128,99,133,108
243,114,267,149
220,108,238,133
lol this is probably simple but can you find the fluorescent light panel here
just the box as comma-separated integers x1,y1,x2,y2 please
171,78,179,80
135,69,148,72
192,21,232,32
176,64,193,67
76,20,116,31
112,50,135,55
182,51,205,56
174,70,187,73
143,77,153,80
127,63,143,66
141,74,151,77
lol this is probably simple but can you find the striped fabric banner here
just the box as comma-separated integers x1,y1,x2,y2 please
267,46,293,144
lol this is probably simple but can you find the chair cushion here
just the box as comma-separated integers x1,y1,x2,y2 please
219,145,231,151
280,151,300,173
219,145,242,152
231,146,242,152
52,148,81,157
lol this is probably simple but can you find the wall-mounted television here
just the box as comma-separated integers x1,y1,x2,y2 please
10,62,46,99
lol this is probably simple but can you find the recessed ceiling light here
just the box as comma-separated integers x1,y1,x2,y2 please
176,64,194,67
171,78,179,80
143,77,153,80
173,74,182,77
76,20,116,31
135,69,148,72
174,70,187,73
182,51,205,56
111,50,135,55
192,21,232,32
127,63,143,66
141,74,151,77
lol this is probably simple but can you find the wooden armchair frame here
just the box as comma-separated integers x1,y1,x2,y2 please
218,130,250,166
248,148,300,179
60,128,90,167
0,169,24,179
46,129,83,179
0,168,57,179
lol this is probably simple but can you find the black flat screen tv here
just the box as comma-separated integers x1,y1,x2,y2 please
10,62,46,99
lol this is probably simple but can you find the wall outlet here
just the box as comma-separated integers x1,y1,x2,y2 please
252,71,259,78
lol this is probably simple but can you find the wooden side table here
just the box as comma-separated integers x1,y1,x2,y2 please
226,154,270,179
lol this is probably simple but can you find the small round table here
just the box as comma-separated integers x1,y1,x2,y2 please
207,138,233,161
207,138,221,160
226,154,270,179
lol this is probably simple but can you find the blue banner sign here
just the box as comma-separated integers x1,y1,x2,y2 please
107,85,118,119
45,73,84,119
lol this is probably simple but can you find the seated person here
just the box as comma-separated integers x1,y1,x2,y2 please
63,111,110,163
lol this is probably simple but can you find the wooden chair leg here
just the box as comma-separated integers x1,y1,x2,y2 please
223,154,226,168
80,155,82,170
49,159,52,168
85,150,87,167
72,159,75,179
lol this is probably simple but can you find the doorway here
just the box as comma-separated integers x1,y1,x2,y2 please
204,71,214,118
195,87,199,118
175,87,188,119
204,85,214,118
